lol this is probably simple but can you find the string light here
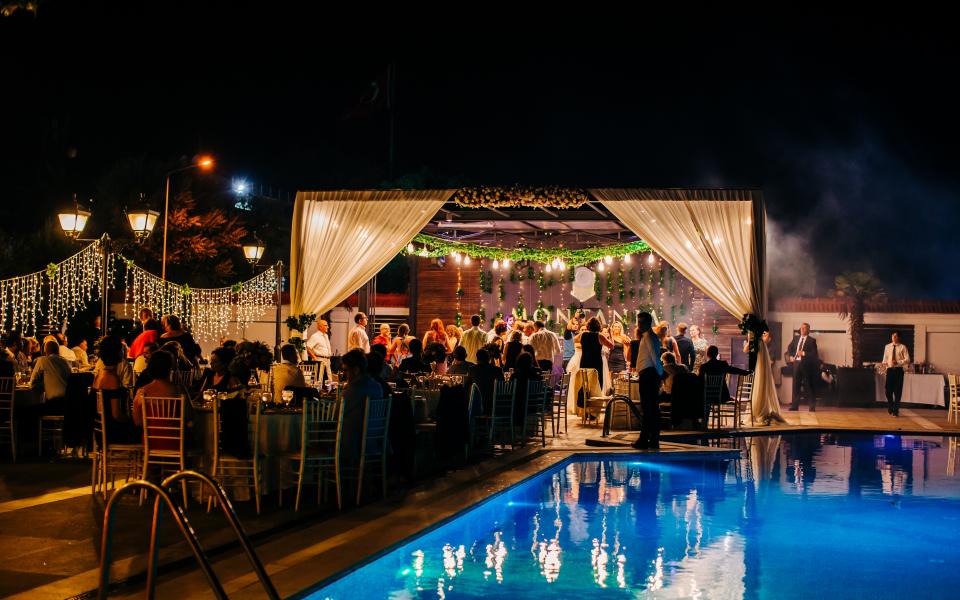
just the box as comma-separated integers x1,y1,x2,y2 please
623,254,632,264
604,255,613,265
647,252,655,265
597,261,605,273
463,255,471,265
492,259,499,270
503,258,511,269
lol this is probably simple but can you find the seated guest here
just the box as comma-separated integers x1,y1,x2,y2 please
340,349,385,474
95,344,135,388
133,351,191,449
510,352,542,426
221,339,237,350
273,343,307,401
698,345,751,403
661,352,689,396
366,350,392,398
72,337,91,369
502,331,523,371
3,333,29,373
369,344,394,380
24,337,41,361
161,340,194,371
129,319,162,359
46,334,77,367
134,342,159,377
92,336,135,443
447,346,473,375
30,340,72,411
0,335,15,377
198,347,242,394
468,348,503,415
398,339,430,375
424,341,448,374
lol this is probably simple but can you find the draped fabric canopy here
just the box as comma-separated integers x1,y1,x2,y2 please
289,190,452,318
590,188,783,424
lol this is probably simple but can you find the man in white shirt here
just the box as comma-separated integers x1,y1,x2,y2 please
528,320,562,373
882,331,910,416
347,312,371,353
306,319,333,384
486,319,505,344
522,322,535,346
30,340,72,407
72,338,91,369
460,314,487,364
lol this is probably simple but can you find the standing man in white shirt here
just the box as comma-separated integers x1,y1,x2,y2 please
460,314,487,364
882,331,910,416
347,312,371,353
529,320,562,373
306,319,333,384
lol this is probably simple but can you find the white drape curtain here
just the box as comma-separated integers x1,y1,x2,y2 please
289,190,452,317
590,188,783,424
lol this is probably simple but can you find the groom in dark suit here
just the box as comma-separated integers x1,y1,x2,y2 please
785,323,820,411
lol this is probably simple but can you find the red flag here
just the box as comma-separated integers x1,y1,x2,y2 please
343,64,393,120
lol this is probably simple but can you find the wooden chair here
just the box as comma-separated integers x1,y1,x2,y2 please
490,380,517,450
209,394,263,514
141,395,190,505
356,396,391,505
0,378,15,461
728,372,755,429
704,374,727,430
279,397,342,511
91,390,141,499
947,374,959,424
38,413,65,457
300,362,320,386
172,369,196,390
522,380,548,447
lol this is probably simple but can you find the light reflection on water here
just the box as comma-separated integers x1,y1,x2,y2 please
313,434,960,599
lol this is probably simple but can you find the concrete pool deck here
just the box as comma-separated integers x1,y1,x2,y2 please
3,405,960,599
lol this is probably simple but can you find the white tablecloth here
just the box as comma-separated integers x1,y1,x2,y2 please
874,373,945,407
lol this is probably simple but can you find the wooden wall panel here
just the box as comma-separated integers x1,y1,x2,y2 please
414,258,480,336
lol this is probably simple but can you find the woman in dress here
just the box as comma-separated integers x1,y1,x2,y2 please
502,331,523,371
656,322,681,362
690,324,709,374
445,324,462,355
423,318,448,351
607,321,630,374
389,323,413,369
574,317,614,396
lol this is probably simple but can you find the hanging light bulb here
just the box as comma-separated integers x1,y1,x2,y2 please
455,254,463,264
492,259,499,270
597,261,605,272
560,261,567,271
503,258,511,269
463,255,471,265
546,263,552,273
604,255,613,265
450,249,458,259
647,252,655,265
407,243,415,254
623,253,632,264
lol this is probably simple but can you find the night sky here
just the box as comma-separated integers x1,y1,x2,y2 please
2,5,958,298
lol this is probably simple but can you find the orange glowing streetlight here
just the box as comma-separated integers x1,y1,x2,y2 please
162,154,215,279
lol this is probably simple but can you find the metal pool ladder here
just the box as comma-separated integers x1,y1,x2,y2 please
97,469,280,600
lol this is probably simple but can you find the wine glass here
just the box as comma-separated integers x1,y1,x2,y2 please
281,390,294,407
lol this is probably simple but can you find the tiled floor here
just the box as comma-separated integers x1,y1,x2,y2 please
2,405,959,599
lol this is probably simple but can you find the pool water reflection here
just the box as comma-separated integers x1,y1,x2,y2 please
309,434,960,599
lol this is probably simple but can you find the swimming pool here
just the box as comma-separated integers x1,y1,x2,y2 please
307,433,960,599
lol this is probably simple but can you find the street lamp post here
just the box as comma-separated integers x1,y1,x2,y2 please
162,155,214,280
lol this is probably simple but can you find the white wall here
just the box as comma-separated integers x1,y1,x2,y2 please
770,310,960,372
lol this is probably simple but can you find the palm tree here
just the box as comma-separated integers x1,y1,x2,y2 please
833,272,885,368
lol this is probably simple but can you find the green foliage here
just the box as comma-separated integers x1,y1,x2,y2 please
498,278,505,302
284,313,316,335
410,234,650,267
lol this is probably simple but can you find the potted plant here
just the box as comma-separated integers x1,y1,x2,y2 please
833,272,885,406
284,313,317,356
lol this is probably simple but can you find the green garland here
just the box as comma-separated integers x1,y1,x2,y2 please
668,267,676,296
408,234,650,267
617,270,625,302
498,278,505,302
537,270,546,291
593,276,601,299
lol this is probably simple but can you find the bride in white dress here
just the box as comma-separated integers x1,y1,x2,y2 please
565,325,612,410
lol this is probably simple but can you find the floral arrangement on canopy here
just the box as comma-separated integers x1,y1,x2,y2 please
451,185,590,209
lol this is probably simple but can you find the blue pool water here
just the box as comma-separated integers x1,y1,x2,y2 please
308,434,960,599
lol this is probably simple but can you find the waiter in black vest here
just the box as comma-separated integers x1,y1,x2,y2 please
785,323,820,411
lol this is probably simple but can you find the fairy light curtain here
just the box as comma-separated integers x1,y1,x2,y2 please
590,188,783,425
119,258,278,342
0,239,106,336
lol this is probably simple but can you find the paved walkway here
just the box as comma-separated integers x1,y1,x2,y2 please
1,405,958,598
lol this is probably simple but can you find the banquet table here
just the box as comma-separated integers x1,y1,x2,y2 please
874,372,945,407
193,404,302,499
